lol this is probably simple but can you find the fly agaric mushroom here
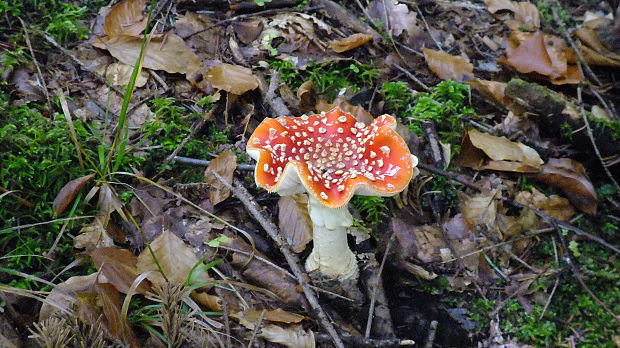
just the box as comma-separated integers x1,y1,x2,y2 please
247,107,418,280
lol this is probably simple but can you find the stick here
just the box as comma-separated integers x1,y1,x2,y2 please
423,320,438,348
209,172,346,348
18,18,51,111
364,233,395,339
393,64,431,92
173,156,256,171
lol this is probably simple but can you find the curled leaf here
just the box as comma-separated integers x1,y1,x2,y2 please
53,173,96,215
103,0,148,36
204,150,237,206
423,48,474,82
278,194,313,253
329,33,373,53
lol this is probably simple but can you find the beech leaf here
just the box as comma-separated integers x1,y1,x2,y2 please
204,150,237,206
329,33,373,53
52,173,96,215
278,194,313,253
423,48,474,82
204,64,259,95
90,247,151,294
103,0,148,37
534,158,598,215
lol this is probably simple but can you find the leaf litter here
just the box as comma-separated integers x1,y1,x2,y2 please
2,0,620,347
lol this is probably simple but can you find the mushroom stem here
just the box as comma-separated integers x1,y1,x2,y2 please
305,196,359,280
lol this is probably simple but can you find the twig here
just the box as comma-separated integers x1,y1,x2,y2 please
415,161,620,256
415,6,442,51
364,233,395,339
182,6,324,39
0,186,34,208
315,333,415,347
18,18,51,111
551,5,602,86
246,309,266,348
553,221,620,327
540,237,560,319
587,84,619,121
264,70,291,117
423,320,438,348
577,85,620,194
209,172,345,348
393,64,431,92
163,108,215,165
173,156,256,171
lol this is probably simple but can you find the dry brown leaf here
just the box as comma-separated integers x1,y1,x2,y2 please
95,33,202,75
457,128,543,172
103,0,147,37
259,324,315,348
278,194,313,253
234,309,305,329
534,158,598,215
96,283,139,348
422,48,474,82
98,183,127,222
329,33,373,53
204,150,237,206
393,221,447,263
297,80,315,112
468,79,509,107
74,215,114,250
105,62,149,87
575,19,620,67
367,0,418,37
485,0,540,31
315,98,374,125
501,31,580,85
90,247,151,294
515,188,576,221
136,230,209,286
40,273,99,321
460,189,500,230
204,63,259,95
52,173,96,215
191,292,222,311
233,19,264,45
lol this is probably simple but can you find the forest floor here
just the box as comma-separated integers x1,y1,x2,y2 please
1,0,620,347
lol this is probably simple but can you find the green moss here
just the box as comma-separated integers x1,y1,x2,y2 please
269,59,379,101
590,116,620,140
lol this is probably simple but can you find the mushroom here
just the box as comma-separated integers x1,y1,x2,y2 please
247,107,419,280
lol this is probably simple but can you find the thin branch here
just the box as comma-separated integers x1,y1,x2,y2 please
209,172,345,348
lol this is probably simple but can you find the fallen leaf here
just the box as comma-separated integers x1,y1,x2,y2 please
515,188,576,221
90,247,151,294
457,128,543,172
136,230,209,286
367,0,418,37
105,62,149,87
259,324,315,348
233,19,264,45
233,309,305,329
534,158,598,215
468,79,509,107
74,215,114,250
501,31,580,85
103,0,148,37
575,19,620,68
40,273,99,321
485,0,540,31
459,189,500,230
204,63,259,95
315,98,374,125
96,283,139,348
422,48,474,82
204,150,237,206
52,173,96,215
98,183,127,223
278,194,313,253
95,33,202,75
191,291,222,311
329,33,373,53
297,80,315,112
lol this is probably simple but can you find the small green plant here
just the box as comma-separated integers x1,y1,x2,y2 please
351,196,388,226
270,60,379,101
536,1,573,29
382,80,475,145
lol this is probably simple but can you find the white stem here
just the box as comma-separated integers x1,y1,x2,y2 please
304,196,358,280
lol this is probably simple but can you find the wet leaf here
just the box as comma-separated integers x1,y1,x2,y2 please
259,324,315,348
74,215,114,250
103,0,148,37
367,0,418,37
515,188,576,221
204,150,237,206
329,33,373,53
278,194,313,253
457,128,543,172
501,31,580,85
90,247,151,294
40,273,99,321
52,173,96,215
95,33,202,75
485,0,540,31
534,158,598,215
204,63,259,95
105,62,149,87
422,48,474,82
136,230,209,286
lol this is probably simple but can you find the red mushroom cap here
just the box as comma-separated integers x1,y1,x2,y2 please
247,107,417,208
